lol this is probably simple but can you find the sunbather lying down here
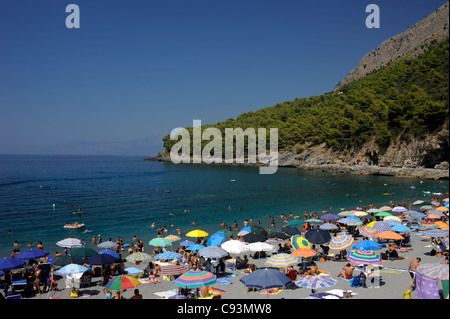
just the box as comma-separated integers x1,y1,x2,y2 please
148,269,162,283
302,261,327,277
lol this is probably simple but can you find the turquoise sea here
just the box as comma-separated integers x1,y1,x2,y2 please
0,155,448,258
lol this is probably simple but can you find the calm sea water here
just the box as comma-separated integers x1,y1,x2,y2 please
0,155,448,258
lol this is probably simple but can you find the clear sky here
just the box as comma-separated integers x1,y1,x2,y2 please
0,0,447,156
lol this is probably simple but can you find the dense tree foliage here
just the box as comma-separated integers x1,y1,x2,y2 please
163,39,449,156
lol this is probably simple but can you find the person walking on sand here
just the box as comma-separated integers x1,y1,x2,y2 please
408,257,421,291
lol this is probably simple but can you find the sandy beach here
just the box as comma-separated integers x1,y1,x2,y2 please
15,212,447,301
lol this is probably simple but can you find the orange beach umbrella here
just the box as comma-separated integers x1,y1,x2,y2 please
375,231,404,240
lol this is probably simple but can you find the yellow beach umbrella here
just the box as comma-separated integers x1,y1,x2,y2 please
435,221,449,229
290,235,311,250
354,211,368,217
366,221,376,228
436,206,449,212
186,230,209,238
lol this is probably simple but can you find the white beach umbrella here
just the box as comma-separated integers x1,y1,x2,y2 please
245,242,275,252
221,240,248,255
56,238,85,248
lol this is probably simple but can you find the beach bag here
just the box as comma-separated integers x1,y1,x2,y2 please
70,289,79,298
319,257,325,262
403,289,412,299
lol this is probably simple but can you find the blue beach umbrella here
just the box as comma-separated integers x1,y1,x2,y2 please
185,244,206,251
0,258,25,271
98,250,120,259
320,214,340,221
55,263,89,276
240,268,292,290
207,232,226,247
14,249,49,260
391,224,411,233
198,246,228,259
180,240,195,247
352,240,382,251
372,221,391,233
320,223,338,230
154,251,182,260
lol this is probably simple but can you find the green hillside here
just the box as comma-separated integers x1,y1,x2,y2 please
163,39,449,156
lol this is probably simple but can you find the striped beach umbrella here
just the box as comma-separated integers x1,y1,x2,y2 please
347,250,382,265
125,252,152,262
422,229,449,238
154,251,182,260
392,206,408,213
359,226,379,238
106,275,142,291
427,210,446,217
295,276,337,289
383,216,402,223
425,214,441,220
366,208,381,213
56,237,85,248
291,235,311,250
372,221,391,233
159,265,191,276
165,235,181,242
379,206,392,211
328,235,354,250
338,211,355,217
149,237,172,247
419,223,439,231
175,270,217,289
265,253,299,268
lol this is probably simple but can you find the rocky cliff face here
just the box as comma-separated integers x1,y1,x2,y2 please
335,1,449,91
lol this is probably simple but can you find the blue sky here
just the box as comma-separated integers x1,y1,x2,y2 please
0,0,447,156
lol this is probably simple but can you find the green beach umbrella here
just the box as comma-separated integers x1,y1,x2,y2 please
149,237,172,247
125,252,152,262
288,219,306,226
375,211,393,217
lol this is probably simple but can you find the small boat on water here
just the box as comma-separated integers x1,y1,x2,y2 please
63,223,85,229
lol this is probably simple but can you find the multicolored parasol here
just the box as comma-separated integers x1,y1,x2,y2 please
265,253,299,268
416,263,449,280
347,250,382,264
359,225,379,237
328,235,354,250
105,275,142,291
175,270,217,289
291,235,311,250
158,265,191,276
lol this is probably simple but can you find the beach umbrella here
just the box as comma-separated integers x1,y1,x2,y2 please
379,206,392,211
359,226,379,238
186,229,209,238
0,258,25,271
55,263,89,276
85,252,118,265
295,275,337,290
97,241,119,249
207,232,226,247
305,218,323,224
338,218,361,226
372,221,391,233
221,240,248,255
106,275,142,291
431,201,441,206
412,212,427,219
352,240,382,251
375,231,404,240
154,251,182,260
291,235,312,250
354,211,368,217
328,235,354,250
390,224,411,233
242,232,267,243
56,237,84,248
180,240,195,247
413,200,424,205
175,270,217,289
320,214,340,221
416,263,449,281
367,208,381,213
291,248,317,258
425,214,441,220
419,223,439,230
280,224,301,236
287,219,306,226
125,252,152,262
267,232,290,240
421,205,434,211
245,242,275,252
185,244,206,251
427,210,445,217
320,223,338,230
198,246,228,259
422,229,449,238
159,265,190,276
238,226,251,236
165,235,181,242
52,255,85,267
239,268,292,290
384,216,402,223
70,247,97,258
392,206,407,213
304,229,331,244
375,211,392,217
385,219,401,226
149,237,172,247
14,249,49,260
98,250,120,259
403,210,420,215
218,229,234,237
250,225,268,237
265,253,299,268
338,211,355,217
347,250,382,265
435,221,449,229
442,237,449,247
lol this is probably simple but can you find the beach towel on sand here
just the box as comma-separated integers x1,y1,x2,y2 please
217,279,232,285
261,289,283,295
